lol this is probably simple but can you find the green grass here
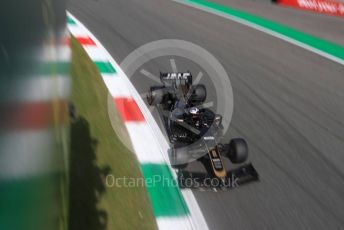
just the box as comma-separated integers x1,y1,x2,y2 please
69,37,157,230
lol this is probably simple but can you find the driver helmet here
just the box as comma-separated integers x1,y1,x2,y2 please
189,107,199,115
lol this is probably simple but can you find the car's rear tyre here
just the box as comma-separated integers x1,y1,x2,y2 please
147,86,165,105
189,84,206,105
227,138,248,164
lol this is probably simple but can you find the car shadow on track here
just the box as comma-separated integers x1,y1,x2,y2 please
68,116,110,230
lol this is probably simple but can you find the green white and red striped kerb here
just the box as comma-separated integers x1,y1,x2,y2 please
67,12,208,230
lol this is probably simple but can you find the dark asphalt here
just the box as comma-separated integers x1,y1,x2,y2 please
69,0,344,229
214,0,344,46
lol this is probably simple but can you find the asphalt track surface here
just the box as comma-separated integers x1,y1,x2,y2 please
69,0,344,229
213,0,344,46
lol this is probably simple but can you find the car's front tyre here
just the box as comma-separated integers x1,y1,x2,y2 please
227,138,248,164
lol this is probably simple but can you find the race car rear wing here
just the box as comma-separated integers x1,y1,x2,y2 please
160,72,192,85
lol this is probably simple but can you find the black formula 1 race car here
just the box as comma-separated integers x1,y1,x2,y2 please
147,72,258,189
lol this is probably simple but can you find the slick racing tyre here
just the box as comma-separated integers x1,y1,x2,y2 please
227,138,248,164
171,146,188,169
189,84,206,105
147,86,165,105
